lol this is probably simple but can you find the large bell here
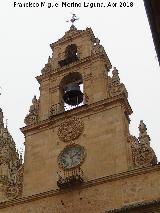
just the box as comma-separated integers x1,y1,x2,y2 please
63,82,83,106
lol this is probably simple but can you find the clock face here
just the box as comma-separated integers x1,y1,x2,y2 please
58,144,85,170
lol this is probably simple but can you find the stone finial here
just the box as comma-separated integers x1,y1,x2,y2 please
24,95,39,125
129,121,157,168
139,120,147,135
138,120,150,145
92,37,107,56
0,108,4,128
108,67,128,98
48,56,51,63
32,95,37,105
70,25,77,31
112,67,120,84
95,38,100,45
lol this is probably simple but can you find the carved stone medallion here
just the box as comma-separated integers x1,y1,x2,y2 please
57,117,84,143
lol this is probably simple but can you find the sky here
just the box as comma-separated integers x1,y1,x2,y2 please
0,0,160,159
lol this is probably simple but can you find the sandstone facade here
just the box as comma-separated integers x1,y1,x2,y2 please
0,25,159,212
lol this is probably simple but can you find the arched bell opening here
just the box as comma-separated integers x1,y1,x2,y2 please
60,72,84,111
58,44,79,67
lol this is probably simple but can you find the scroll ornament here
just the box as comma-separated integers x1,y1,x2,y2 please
128,120,157,168
58,117,84,143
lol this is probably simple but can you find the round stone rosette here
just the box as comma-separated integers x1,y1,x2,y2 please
57,117,84,143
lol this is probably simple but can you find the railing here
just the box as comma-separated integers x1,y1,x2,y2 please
57,167,84,189
50,102,65,116
50,101,85,117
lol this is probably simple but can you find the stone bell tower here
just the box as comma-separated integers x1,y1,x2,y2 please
1,23,158,213
21,24,134,197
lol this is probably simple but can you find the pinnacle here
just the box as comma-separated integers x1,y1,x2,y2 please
70,24,77,31
0,108,4,128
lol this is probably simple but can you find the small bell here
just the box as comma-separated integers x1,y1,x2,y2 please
63,82,83,106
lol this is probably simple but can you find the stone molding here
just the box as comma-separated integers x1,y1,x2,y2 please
21,94,132,134
50,27,95,48
41,62,52,74
36,52,111,84
104,198,160,213
0,165,160,209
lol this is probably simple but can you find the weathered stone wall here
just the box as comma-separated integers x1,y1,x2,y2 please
1,166,160,213
23,102,129,197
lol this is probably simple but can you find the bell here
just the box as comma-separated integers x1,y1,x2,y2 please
63,82,83,106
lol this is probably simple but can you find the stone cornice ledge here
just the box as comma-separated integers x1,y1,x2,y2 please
0,165,160,209
21,94,132,134
36,52,111,83
103,198,160,213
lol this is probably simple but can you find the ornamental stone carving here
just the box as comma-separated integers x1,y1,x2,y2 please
6,184,19,199
50,102,64,116
108,67,128,98
6,166,24,200
24,96,39,126
0,108,4,128
0,108,23,201
92,38,106,56
41,57,52,74
57,117,84,143
128,120,157,168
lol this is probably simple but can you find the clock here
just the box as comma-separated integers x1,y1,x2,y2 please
58,144,85,170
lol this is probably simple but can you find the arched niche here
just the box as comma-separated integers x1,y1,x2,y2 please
58,44,79,67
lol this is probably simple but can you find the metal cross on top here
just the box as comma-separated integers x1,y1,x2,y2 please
66,13,79,26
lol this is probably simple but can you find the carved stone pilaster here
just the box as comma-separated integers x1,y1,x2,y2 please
108,67,128,98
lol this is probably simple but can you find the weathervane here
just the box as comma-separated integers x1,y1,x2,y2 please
66,13,79,26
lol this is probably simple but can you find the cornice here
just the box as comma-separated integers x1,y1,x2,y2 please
0,165,160,209
50,27,95,48
36,52,111,84
20,94,132,134
104,198,160,213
